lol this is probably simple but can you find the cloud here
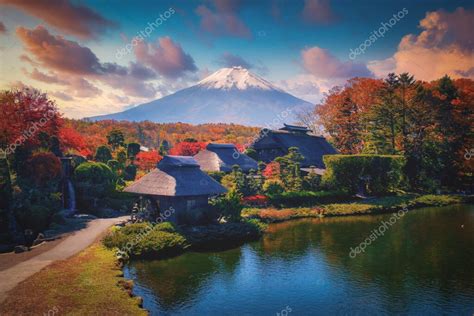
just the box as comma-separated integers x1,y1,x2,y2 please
16,25,161,98
302,0,337,24
16,25,106,75
279,74,346,104
195,0,251,38
216,52,268,75
368,7,474,80
107,93,130,104
217,52,253,69
0,21,6,34
134,36,197,78
302,46,372,79
1,0,116,39
69,78,102,98
26,68,68,85
50,90,74,101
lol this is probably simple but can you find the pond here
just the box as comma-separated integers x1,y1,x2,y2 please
124,204,474,315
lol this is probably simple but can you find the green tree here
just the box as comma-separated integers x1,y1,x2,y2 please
116,149,127,168
127,142,141,161
159,140,169,156
95,145,112,163
123,164,137,181
275,147,304,191
106,129,125,150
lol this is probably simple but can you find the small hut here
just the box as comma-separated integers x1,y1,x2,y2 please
124,156,227,225
194,143,258,173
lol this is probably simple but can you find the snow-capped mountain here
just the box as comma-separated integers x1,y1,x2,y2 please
89,67,312,126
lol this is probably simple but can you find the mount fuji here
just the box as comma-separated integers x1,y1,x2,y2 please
88,67,313,126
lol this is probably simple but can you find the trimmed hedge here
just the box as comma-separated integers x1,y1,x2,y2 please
322,154,405,195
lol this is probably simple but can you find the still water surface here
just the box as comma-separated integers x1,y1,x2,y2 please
125,204,474,315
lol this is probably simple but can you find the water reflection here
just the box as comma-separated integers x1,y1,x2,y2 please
125,204,474,315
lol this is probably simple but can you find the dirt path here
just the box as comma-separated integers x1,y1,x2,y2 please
0,216,128,303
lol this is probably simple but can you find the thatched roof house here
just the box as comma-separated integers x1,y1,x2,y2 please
194,143,258,173
124,156,227,224
250,124,337,169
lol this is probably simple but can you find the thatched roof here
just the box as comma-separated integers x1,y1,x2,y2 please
124,156,227,196
194,143,258,172
251,128,337,168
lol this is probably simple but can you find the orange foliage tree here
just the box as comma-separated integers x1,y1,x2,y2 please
169,141,206,156
135,151,163,171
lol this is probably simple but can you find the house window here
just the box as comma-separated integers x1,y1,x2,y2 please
186,199,196,211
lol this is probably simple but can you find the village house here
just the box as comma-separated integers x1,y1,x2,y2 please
250,124,337,174
194,143,258,173
124,155,227,225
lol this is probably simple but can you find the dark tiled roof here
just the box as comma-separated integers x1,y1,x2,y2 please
124,155,227,196
252,130,337,168
279,123,311,133
194,143,258,172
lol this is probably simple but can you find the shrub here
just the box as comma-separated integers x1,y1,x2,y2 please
210,189,243,222
15,205,52,232
95,145,112,163
103,222,187,259
123,164,137,181
263,179,284,195
74,162,115,210
242,194,269,207
322,155,405,195
133,230,187,258
107,160,120,173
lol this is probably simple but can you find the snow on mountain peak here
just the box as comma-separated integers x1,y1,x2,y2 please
197,67,282,91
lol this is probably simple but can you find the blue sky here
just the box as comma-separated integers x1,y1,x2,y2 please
0,0,473,118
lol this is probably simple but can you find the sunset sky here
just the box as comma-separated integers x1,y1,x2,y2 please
0,0,473,119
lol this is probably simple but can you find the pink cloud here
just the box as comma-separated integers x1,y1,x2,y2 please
134,36,197,78
195,0,251,38
16,25,104,75
1,0,116,39
302,46,372,79
26,68,68,85
368,8,474,80
50,91,74,101
16,25,161,98
302,0,337,24
69,78,102,98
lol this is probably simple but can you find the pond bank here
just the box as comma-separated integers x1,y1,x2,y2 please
105,194,471,262
243,194,473,223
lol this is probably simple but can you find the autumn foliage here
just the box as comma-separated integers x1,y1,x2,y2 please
169,141,206,156
135,151,163,171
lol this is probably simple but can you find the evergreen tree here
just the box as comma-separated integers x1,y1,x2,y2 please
95,145,112,163
106,129,125,150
